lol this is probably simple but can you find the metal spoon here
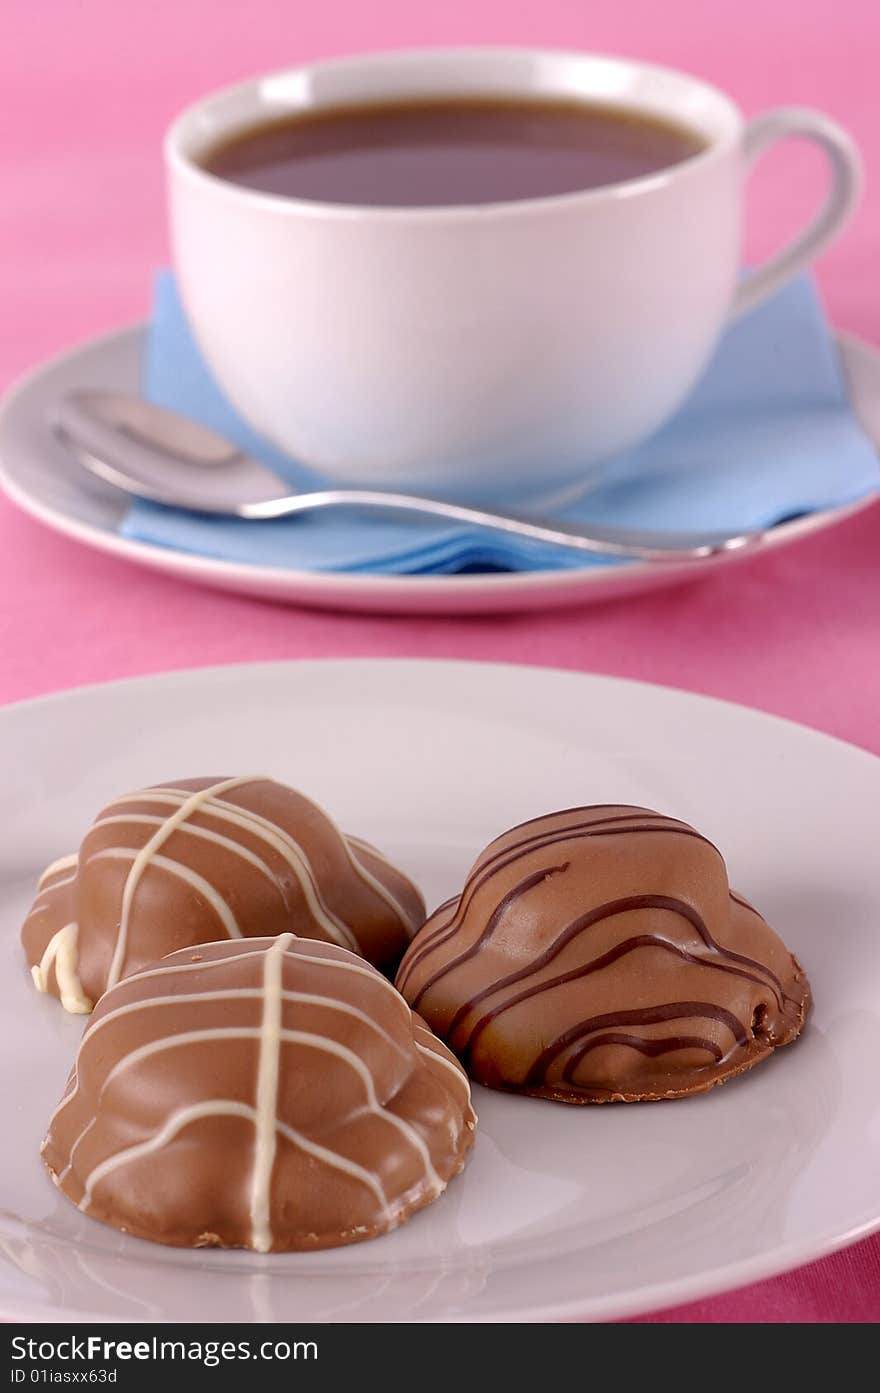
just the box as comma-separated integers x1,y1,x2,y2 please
51,391,759,564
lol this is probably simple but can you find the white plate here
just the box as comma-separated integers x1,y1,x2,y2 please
0,327,878,616
1,659,879,1323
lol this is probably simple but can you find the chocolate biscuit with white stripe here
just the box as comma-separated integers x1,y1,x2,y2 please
42,934,475,1250
22,776,424,1012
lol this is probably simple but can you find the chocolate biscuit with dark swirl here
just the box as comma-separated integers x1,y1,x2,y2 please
395,806,811,1103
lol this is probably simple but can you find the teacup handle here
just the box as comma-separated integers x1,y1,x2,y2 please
730,107,862,320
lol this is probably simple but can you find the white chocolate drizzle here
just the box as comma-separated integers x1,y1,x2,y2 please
105,777,252,989
126,786,360,951
38,854,78,885
92,1026,443,1198
30,855,78,910
30,875,76,905
80,1100,390,1222
56,938,470,1247
332,829,417,937
249,934,288,1250
412,1022,474,1111
61,939,410,1026
26,778,424,1014
92,813,282,890
49,981,404,1154
31,923,91,1014
91,848,242,941
49,945,409,1135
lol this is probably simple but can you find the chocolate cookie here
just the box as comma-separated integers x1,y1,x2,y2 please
396,806,810,1102
42,934,475,1249
22,776,424,1012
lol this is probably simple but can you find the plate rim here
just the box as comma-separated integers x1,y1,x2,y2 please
0,323,877,608
1,656,879,1322
2,1205,879,1326
2,653,878,766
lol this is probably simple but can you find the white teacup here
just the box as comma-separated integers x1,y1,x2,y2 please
166,48,861,502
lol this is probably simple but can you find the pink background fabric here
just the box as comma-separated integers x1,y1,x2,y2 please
2,0,879,1322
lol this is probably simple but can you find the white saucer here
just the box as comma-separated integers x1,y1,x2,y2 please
0,327,878,615
1,659,879,1323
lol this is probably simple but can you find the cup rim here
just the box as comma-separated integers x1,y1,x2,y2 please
165,45,743,222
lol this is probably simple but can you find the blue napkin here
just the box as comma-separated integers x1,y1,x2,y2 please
122,271,879,573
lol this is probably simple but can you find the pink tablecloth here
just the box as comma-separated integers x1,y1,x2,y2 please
2,0,879,1323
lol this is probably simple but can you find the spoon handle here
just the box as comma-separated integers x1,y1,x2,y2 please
244,490,760,563
53,390,760,564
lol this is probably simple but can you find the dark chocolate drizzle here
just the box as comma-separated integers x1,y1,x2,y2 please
560,1032,724,1080
449,907,784,1064
396,809,719,992
478,804,704,851
527,1001,748,1086
408,863,569,1012
397,806,807,1098
425,891,785,1049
